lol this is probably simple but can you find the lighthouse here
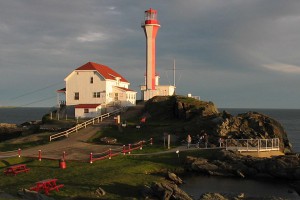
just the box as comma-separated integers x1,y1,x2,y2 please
141,8,160,99
140,8,175,101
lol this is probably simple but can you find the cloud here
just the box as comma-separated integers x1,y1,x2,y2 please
262,63,300,74
76,32,108,42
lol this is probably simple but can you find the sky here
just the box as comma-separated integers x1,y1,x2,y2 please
0,0,299,109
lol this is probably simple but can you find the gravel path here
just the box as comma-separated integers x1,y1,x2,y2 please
1,119,119,161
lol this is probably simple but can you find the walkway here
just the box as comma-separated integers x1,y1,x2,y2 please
1,119,118,161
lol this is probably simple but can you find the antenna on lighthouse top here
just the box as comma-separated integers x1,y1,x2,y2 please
173,59,176,88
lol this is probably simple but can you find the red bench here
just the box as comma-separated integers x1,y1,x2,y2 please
30,178,64,195
4,164,30,176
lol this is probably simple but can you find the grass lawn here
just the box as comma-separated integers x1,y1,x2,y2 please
0,101,215,199
0,148,211,199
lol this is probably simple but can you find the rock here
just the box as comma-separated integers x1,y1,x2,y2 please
199,193,229,200
146,181,193,200
185,149,300,180
100,137,117,144
18,188,55,200
167,172,183,184
215,112,291,152
95,187,106,196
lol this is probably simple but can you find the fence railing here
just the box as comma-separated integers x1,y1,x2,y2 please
225,138,280,152
49,108,123,141
90,138,153,163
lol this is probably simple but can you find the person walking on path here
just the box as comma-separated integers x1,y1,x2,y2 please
187,134,192,149
204,133,208,148
219,137,224,147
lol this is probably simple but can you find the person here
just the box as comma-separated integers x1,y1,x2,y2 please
196,134,200,148
187,134,192,149
203,133,208,148
219,137,224,147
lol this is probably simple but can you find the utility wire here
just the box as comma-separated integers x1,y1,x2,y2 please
17,95,57,107
10,82,64,100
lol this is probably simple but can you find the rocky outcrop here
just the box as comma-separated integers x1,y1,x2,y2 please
144,96,219,121
185,150,300,180
214,111,292,153
143,96,291,154
142,181,192,200
0,123,23,141
167,171,183,185
141,171,191,200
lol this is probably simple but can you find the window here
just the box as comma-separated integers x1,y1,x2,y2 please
93,92,100,98
74,92,79,100
84,109,89,113
114,93,118,101
90,77,93,84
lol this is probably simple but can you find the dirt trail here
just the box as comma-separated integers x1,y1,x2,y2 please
23,120,119,161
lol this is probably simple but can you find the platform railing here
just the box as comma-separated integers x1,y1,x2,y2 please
49,108,123,141
225,138,280,152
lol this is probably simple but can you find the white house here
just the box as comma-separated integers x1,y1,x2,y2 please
59,62,136,118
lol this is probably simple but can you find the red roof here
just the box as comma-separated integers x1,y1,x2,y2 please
114,86,136,92
76,62,128,83
75,104,101,109
56,88,66,93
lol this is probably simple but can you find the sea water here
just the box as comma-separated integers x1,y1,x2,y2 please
181,175,299,199
0,107,53,125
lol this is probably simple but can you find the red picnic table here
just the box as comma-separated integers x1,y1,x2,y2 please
4,164,30,176
30,178,64,195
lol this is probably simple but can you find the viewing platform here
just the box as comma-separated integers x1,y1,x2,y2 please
225,138,283,157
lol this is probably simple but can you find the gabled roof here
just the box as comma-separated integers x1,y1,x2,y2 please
114,86,136,93
76,62,128,83
75,104,101,109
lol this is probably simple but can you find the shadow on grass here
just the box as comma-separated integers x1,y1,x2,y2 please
102,182,144,199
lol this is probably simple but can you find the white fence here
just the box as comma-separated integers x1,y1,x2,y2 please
225,138,280,152
49,108,123,141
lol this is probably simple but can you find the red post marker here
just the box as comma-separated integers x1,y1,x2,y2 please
150,138,153,145
18,148,21,157
38,150,42,161
90,152,93,164
109,149,112,159
128,144,131,154
123,145,126,155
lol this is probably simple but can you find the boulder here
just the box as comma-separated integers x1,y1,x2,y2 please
18,189,55,200
185,149,300,180
142,181,192,200
167,172,183,184
215,112,292,153
95,187,106,196
199,193,229,200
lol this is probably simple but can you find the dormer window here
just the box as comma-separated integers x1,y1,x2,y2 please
90,77,93,84
115,77,121,86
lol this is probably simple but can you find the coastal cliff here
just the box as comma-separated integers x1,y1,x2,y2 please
143,95,292,153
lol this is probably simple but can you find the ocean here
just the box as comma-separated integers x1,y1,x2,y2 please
0,107,54,125
0,107,299,152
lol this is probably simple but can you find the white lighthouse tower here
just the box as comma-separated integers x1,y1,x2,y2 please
140,8,175,101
